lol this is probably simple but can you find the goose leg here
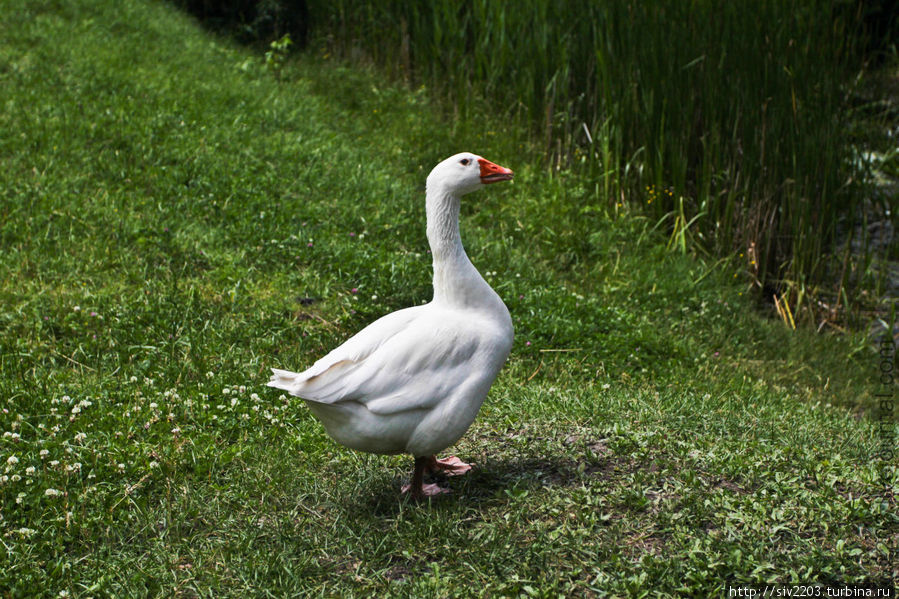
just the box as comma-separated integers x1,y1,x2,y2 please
426,455,472,476
401,456,450,498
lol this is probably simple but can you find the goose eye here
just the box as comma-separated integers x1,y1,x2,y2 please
459,158,470,166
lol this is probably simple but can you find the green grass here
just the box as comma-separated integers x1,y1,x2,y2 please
0,1,896,596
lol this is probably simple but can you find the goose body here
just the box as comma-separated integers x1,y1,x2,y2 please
268,153,514,497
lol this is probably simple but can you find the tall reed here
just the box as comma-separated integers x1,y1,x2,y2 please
308,1,870,323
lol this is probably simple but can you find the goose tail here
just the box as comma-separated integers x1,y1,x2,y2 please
267,368,301,392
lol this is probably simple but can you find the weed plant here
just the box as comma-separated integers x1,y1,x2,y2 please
310,1,887,324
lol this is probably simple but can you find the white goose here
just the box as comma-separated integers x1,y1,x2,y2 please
268,153,515,498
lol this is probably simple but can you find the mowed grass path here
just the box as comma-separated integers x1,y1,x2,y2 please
0,1,895,596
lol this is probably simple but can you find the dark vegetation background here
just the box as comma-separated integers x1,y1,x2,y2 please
171,0,899,57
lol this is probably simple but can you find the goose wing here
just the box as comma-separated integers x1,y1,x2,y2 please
269,305,490,415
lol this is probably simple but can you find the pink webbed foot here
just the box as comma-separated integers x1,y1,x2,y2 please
426,455,473,476
402,455,463,499
401,482,451,498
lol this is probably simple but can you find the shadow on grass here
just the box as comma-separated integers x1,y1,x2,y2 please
351,448,628,516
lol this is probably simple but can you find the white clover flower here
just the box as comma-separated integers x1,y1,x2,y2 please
149,461,159,468
206,371,214,379
238,385,246,394
25,466,35,475
230,397,238,407
3,431,20,440
16,492,25,504
74,432,86,443
250,393,260,402
222,388,230,395
171,427,181,434
149,402,158,409
6,456,19,466
130,376,138,383
61,396,71,403
45,488,62,496
71,406,81,415
39,449,49,458
10,474,21,482
117,463,125,471
0,475,7,483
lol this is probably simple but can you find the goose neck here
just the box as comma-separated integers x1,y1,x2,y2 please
425,187,484,305
425,188,463,261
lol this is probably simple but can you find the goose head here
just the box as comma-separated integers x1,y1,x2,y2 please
426,152,514,196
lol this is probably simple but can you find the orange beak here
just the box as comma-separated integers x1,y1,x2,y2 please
478,158,514,184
